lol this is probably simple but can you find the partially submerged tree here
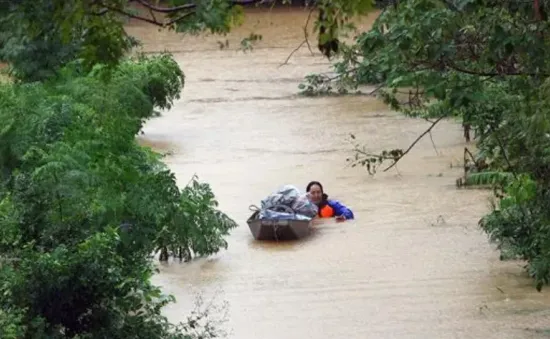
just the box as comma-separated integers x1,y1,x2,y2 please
303,0,550,290
0,53,239,338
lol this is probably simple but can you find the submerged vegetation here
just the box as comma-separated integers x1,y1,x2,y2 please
300,0,550,290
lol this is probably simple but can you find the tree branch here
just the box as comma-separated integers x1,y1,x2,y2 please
383,116,445,172
278,40,307,67
99,0,268,27
133,0,196,12
368,83,385,95
166,11,196,26
101,3,165,26
304,5,316,55
134,0,268,12
423,118,440,155
278,5,317,67
146,4,158,23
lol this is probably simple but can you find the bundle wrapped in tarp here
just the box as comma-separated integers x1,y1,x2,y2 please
258,185,318,220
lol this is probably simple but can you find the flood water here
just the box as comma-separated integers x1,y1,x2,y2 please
127,7,550,339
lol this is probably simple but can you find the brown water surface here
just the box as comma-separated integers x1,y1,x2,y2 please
128,8,550,339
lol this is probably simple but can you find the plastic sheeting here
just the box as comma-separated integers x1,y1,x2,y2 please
259,185,318,220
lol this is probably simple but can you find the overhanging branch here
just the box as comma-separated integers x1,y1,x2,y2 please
98,0,269,27
100,3,166,26
278,5,317,67
166,11,197,26
133,0,269,12
132,0,196,12
383,116,445,172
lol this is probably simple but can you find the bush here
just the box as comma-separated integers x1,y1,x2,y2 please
0,54,237,338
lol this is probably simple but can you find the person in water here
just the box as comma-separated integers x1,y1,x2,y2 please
306,181,354,221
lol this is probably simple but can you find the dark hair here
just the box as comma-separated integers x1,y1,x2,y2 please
306,181,323,193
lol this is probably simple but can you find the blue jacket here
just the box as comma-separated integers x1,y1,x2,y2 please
318,194,354,220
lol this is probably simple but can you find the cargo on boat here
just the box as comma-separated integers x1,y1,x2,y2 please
246,184,318,241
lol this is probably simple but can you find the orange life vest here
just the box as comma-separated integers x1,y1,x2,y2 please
319,204,334,218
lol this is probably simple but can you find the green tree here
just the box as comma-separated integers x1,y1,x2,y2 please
0,54,238,338
0,0,378,337
0,0,375,82
304,0,550,290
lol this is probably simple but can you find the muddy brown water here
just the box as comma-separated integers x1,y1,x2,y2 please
127,8,550,339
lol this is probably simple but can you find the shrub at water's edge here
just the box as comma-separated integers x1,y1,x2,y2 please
0,54,236,338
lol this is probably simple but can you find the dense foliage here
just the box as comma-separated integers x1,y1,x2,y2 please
0,0,375,82
0,54,238,338
301,0,550,290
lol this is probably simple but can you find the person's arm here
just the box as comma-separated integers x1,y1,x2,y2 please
329,200,354,220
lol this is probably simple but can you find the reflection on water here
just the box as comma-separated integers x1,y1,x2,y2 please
127,7,550,339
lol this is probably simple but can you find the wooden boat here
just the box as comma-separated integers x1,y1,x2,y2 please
246,205,313,241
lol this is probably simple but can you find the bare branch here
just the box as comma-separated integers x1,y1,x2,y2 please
278,40,307,67
101,3,165,26
166,11,196,26
146,5,158,23
383,116,445,172
279,5,317,67
368,83,385,95
428,131,439,155
304,6,316,55
422,117,439,155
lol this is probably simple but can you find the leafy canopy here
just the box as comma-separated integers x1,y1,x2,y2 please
0,54,239,338
300,0,550,290
0,0,376,82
